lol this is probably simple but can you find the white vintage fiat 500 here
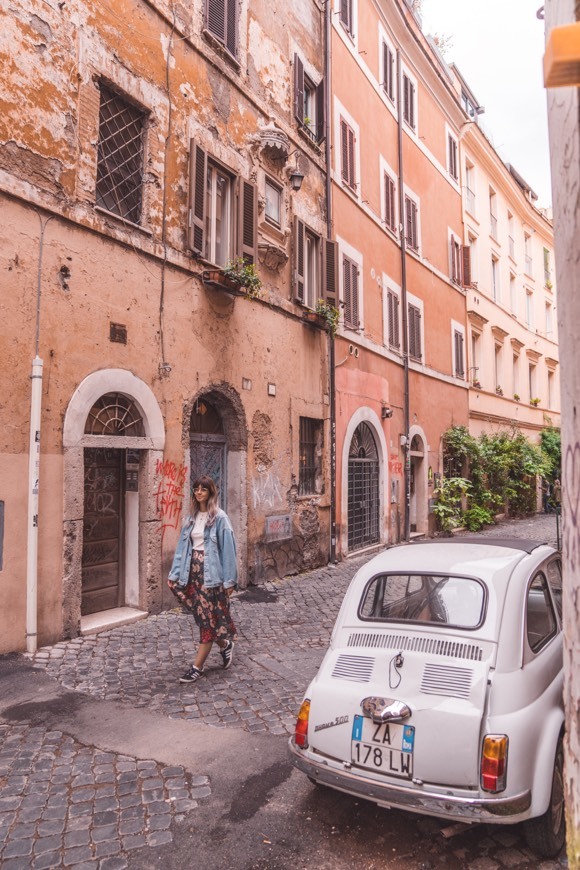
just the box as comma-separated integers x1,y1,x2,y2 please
289,538,564,857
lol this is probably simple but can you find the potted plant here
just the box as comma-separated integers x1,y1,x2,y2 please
472,379,482,390
222,258,263,298
530,397,541,406
315,299,340,337
495,385,504,396
202,258,263,298
545,279,553,290
513,393,520,401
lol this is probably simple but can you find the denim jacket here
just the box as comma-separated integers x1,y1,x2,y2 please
168,509,238,589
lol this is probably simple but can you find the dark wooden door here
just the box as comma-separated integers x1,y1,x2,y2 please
82,448,123,615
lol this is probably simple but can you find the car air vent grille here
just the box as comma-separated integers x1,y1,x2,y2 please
347,632,483,662
420,663,473,699
331,654,374,683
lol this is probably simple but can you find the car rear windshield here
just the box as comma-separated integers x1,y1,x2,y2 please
359,573,486,629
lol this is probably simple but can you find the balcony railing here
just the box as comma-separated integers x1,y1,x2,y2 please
490,213,498,239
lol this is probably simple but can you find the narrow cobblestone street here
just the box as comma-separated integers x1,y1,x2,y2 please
0,513,566,869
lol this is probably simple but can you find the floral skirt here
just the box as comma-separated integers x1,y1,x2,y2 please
167,550,237,644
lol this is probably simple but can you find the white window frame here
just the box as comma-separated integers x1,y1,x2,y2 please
545,300,553,336
378,25,396,106
526,288,534,330
445,125,459,184
451,320,466,379
464,159,476,217
264,176,282,229
335,0,358,44
509,272,517,314
337,235,363,331
401,64,418,134
206,160,234,267
304,227,321,310
333,98,361,200
491,254,500,302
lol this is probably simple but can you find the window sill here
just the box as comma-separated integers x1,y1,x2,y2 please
201,28,241,72
298,125,323,151
94,206,152,236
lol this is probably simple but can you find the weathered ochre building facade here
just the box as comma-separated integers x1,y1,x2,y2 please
0,0,335,652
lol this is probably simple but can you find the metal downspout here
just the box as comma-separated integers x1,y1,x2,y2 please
325,0,337,563
27,213,52,653
396,51,411,542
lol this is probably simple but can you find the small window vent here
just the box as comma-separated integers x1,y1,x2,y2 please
347,632,483,662
110,322,127,344
331,654,374,683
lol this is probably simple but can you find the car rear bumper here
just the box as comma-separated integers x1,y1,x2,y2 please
289,739,531,824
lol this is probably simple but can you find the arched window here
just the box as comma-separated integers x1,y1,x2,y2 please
84,393,145,436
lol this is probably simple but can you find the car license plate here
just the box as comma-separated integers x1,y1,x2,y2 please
351,715,415,778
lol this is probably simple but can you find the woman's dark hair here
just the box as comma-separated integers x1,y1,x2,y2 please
191,475,219,525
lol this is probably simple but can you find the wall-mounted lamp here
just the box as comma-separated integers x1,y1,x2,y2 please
381,405,393,419
285,151,306,192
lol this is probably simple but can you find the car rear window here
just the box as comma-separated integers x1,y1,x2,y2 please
359,573,486,629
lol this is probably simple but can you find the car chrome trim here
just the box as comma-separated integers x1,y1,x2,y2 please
361,696,411,723
289,740,532,823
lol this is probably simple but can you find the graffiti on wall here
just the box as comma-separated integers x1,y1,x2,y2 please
564,442,579,572
252,465,284,510
155,459,187,543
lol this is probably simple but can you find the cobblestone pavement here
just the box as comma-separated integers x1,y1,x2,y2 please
0,512,565,869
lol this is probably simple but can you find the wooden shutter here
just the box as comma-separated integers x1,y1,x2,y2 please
340,119,349,184
383,43,394,101
188,140,206,256
294,216,305,303
294,54,304,125
206,0,225,42
343,256,352,326
405,196,417,249
351,262,359,327
455,331,465,377
409,304,421,360
341,120,356,189
385,174,395,231
225,0,237,56
461,245,472,288
322,239,338,308
450,234,457,283
388,290,400,348
238,179,257,263
315,77,325,143
404,76,414,128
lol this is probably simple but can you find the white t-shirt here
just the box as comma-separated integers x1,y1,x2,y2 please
191,511,208,551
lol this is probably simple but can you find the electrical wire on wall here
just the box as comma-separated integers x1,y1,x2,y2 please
158,7,177,378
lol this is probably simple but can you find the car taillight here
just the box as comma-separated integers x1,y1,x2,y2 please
294,699,310,749
481,734,508,792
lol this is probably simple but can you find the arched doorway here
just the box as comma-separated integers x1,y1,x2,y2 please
190,398,227,508
63,369,165,636
409,431,427,535
187,385,248,585
81,393,145,615
348,422,380,551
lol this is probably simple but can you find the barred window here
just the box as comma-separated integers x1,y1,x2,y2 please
299,417,324,495
96,85,146,224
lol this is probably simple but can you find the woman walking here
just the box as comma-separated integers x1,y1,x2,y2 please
168,475,237,683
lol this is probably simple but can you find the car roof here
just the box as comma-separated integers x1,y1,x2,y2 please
411,536,547,555
353,539,555,587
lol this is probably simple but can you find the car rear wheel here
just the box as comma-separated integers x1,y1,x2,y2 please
523,737,565,858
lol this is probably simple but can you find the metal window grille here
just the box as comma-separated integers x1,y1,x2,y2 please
84,393,145,436
299,417,322,495
348,423,380,551
96,85,145,224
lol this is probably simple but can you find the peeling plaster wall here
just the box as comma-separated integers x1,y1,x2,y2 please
0,0,330,651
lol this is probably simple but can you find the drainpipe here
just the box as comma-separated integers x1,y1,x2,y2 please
396,51,411,542
26,213,52,653
324,0,337,563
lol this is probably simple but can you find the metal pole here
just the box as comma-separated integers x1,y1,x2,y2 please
396,51,411,542
26,356,43,654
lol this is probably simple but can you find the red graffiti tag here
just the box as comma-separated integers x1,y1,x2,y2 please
155,459,187,544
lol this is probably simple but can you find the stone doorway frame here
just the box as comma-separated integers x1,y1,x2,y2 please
62,369,165,638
